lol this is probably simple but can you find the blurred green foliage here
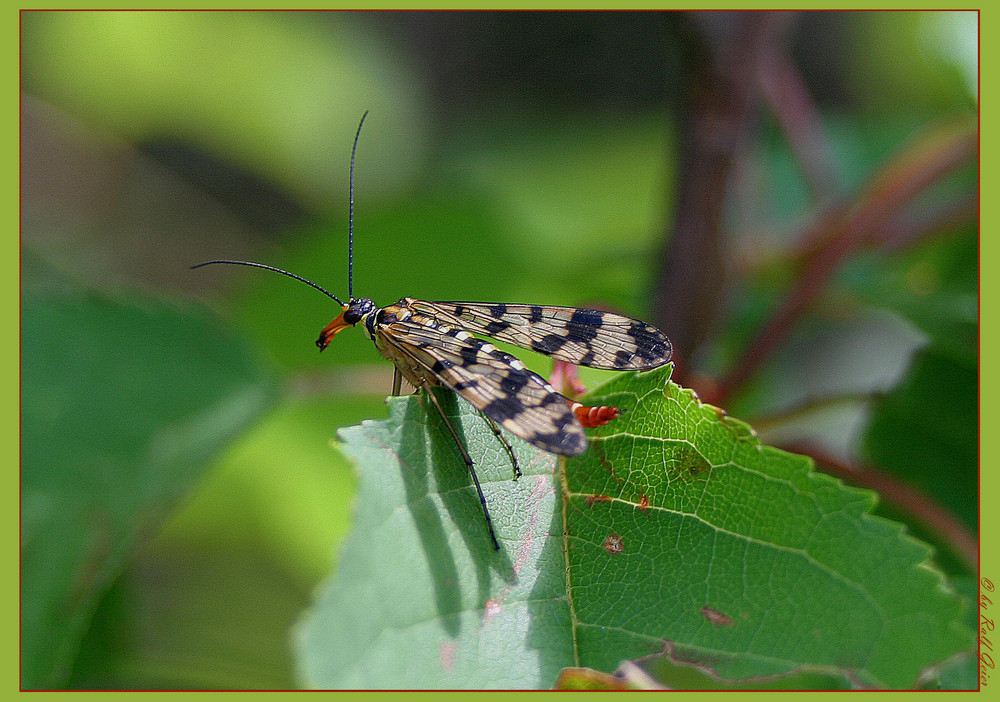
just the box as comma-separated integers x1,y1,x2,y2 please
20,10,976,690
21,259,278,688
19,11,426,209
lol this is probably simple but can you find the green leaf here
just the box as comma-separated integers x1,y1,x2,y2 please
21,281,278,689
296,366,971,689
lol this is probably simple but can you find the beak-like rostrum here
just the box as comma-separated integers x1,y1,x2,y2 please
316,305,351,350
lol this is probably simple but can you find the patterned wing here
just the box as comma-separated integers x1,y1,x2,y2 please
408,299,672,370
377,318,588,456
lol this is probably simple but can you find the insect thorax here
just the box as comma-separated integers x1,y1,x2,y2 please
368,299,443,389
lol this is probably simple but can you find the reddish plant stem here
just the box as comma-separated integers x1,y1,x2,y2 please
880,191,979,253
795,120,977,260
714,121,977,406
755,32,841,202
651,12,783,383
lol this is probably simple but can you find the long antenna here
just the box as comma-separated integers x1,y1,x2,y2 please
348,111,369,301
191,260,345,306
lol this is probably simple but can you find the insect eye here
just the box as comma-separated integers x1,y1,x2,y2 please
343,298,375,325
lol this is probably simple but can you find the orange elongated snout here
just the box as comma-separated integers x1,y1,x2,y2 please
315,297,376,351
316,306,351,351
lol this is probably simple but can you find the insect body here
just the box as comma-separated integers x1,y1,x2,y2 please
317,296,671,457
194,113,672,550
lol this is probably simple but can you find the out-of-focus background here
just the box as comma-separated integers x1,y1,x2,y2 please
21,10,977,689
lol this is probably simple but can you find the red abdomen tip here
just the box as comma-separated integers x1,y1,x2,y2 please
573,403,621,428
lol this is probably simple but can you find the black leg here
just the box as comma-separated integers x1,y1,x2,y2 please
480,412,522,480
421,382,500,551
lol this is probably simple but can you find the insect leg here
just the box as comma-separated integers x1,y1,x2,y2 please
420,380,500,551
479,412,522,481
392,367,403,396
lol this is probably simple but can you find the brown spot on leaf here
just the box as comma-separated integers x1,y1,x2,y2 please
592,439,623,485
603,533,624,555
666,444,712,483
700,606,734,627
637,494,650,513
586,494,612,507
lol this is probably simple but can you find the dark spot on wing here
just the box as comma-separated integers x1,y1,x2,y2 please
489,303,507,318
533,426,587,455
484,320,511,335
431,359,454,373
614,349,634,367
532,333,570,355
482,396,525,423
540,392,565,408
567,308,602,342
627,321,672,365
461,345,480,366
500,371,530,397
529,305,544,323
